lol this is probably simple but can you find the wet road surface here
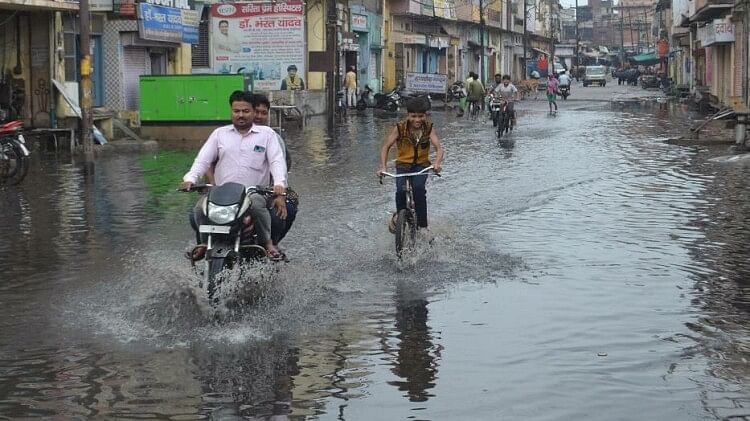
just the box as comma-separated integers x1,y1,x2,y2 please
1,99,749,420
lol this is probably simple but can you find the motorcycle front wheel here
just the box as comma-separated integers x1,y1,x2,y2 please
205,257,226,304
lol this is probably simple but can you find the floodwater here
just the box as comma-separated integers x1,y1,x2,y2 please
1,100,749,420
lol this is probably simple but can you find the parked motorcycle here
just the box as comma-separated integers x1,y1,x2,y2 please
356,85,374,110
446,81,465,103
181,183,279,304
373,85,402,111
0,119,29,185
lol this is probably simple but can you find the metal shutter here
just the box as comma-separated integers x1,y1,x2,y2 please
192,8,210,68
122,47,149,110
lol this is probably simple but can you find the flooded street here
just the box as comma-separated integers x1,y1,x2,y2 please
1,99,749,420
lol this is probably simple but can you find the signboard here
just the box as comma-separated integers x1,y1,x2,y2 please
433,0,457,20
341,32,359,51
181,9,200,44
90,0,114,12
351,13,368,32
113,0,137,18
210,2,306,91
398,33,426,44
406,72,448,94
428,36,449,49
138,3,199,44
702,18,735,46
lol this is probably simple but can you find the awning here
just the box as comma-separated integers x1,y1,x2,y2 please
689,2,732,23
532,47,549,56
0,0,78,11
628,52,661,65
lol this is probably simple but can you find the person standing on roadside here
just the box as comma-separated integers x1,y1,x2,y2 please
547,73,559,114
345,66,357,108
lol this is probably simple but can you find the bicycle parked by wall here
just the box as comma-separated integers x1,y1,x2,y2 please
0,120,29,186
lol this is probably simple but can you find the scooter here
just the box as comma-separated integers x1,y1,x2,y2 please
356,85,374,110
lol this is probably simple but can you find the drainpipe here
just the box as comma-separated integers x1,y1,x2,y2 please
689,24,694,92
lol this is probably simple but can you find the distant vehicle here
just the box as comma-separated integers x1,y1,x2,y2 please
553,62,565,75
583,65,607,87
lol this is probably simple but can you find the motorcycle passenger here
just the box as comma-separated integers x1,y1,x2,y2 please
466,73,485,115
377,97,444,239
180,90,288,261
249,94,298,246
492,75,519,127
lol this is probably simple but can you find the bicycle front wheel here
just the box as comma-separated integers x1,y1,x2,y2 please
394,209,415,257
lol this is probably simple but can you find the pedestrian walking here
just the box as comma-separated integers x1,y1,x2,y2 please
345,66,357,108
547,73,559,114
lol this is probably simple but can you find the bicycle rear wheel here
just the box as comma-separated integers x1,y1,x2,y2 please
394,209,415,258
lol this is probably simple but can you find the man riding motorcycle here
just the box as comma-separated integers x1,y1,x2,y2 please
180,91,289,261
490,74,519,127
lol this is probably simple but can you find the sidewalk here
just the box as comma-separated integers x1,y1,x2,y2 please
560,80,664,102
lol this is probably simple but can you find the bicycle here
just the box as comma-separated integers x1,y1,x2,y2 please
467,100,481,121
380,166,439,258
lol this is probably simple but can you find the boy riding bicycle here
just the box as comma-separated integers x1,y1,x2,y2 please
377,97,444,238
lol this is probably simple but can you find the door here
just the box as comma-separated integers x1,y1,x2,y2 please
123,47,150,110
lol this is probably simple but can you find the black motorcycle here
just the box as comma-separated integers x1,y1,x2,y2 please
558,85,570,100
356,85,374,110
493,98,512,138
0,119,29,185
181,183,279,304
446,81,465,103
373,86,401,111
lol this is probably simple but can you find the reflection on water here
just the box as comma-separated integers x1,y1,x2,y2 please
0,102,749,419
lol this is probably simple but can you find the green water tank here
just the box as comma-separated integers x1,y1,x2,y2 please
139,74,252,123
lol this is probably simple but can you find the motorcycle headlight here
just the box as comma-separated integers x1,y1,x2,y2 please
207,203,239,225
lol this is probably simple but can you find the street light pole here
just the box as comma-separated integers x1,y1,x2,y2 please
523,0,528,78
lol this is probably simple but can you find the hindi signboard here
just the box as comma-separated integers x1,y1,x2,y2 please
138,3,199,44
406,72,448,94
210,2,306,91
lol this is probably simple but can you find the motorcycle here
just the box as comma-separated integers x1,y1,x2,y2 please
373,85,402,111
181,183,279,304
446,81,465,103
558,85,570,100
0,119,29,185
356,85,374,110
493,98,512,138
489,95,504,127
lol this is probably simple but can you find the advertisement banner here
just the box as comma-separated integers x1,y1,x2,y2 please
138,3,199,44
211,2,305,91
406,72,448,94
351,14,368,32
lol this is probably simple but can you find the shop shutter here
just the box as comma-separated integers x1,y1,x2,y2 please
192,8,210,68
122,47,149,110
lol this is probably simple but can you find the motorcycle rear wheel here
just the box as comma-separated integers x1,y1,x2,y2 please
0,140,29,185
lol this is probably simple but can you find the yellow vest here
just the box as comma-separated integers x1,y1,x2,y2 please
395,119,433,166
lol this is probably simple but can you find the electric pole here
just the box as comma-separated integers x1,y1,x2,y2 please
574,0,578,67
619,11,624,64
523,0,528,78
79,0,93,158
480,0,485,82
326,0,336,133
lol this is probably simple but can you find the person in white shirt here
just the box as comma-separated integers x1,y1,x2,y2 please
181,91,288,260
558,71,572,90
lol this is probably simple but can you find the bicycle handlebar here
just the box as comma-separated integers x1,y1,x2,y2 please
379,166,441,184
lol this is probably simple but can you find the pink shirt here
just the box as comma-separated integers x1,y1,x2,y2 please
183,124,287,188
547,78,558,93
